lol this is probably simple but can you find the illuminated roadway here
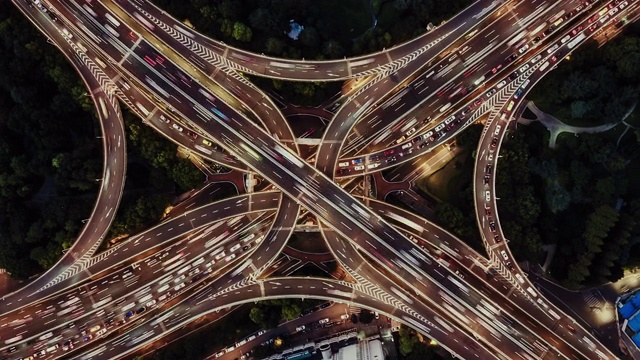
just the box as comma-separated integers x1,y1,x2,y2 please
0,0,629,359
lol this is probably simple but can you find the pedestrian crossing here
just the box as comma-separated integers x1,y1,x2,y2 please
583,289,605,309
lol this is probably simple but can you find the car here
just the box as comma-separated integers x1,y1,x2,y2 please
159,114,170,123
295,325,306,332
505,53,517,62
406,127,416,136
532,36,541,44
485,164,492,174
494,125,502,135
395,136,406,144
354,165,365,171
494,234,501,243
491,137,498,147
318,318,330,324
508,71,519,80
172,123,183,132
500,250,509,261
566,325,577,333
185,130,198,139
514,88,524,99
125,310,134,318
485,208,492,218
486,88,497,98
386,156,396,163
89,325,101,333
571,26,583,35
412,136,422,144
383,149,394,156
518,44,529,54
483,175,490,186
473,98,483,107
506,262,514,270
341,314,350,320
515,274,525,284
435,124,445,132
489,221,496,232
136,306,146,314
497,80,507,89
491,64,502,74
485,191,491,202
507,101,515,111
519,64,529,73
352,158,363,165
561,34,571,44
96,328,107,336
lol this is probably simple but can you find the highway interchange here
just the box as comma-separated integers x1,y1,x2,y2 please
0,0,635,359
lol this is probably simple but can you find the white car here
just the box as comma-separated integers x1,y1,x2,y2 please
435,124,445,132
340,314,349,320
497,80,507,89
172,123,183,132
485,191,491,202
318,318,330,324
515,274,525,284
354,165,365,171
500,250,509,261
295,325,306,332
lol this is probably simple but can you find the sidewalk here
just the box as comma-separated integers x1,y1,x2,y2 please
522,101,618,148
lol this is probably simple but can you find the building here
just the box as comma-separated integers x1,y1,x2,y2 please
616,290,640,358
332,338,384,360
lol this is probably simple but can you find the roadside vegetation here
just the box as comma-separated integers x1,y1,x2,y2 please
530,24,640,127
497,121,640,289
151,0,473,105
0,4,203,278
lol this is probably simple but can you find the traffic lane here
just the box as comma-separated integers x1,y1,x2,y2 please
0,211,276,356
107,0,299,154
80,277,498,360
320,229,551,360
2,0,128,313
0,192,280,322
51,4,583,358
471,7,629,356
336,0,577,165
338,0,543,156
313,0,529,177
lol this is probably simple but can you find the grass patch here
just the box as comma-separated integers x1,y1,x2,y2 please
415,150,473,207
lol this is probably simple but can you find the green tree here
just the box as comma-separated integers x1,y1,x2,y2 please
232,22,253,42
265,37,285,55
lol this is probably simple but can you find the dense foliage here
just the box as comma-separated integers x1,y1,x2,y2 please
497,122,640,288
151,0,473,105
0,3,204,278
152,0,473,59
530,26,640,126
0,3,101,277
